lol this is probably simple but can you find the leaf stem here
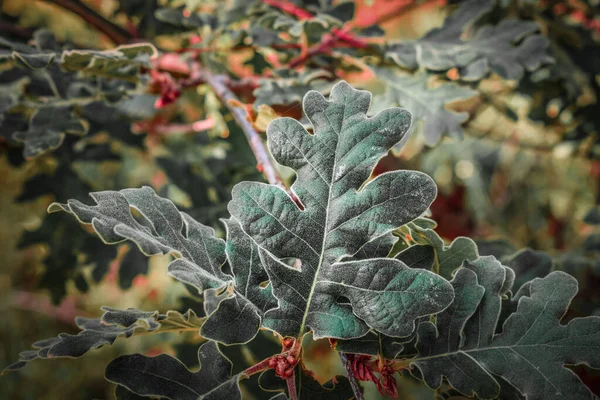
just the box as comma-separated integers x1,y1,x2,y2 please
286,370,298,400
243,357,273,376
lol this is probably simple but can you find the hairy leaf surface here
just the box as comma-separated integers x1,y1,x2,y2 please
2,308,203,374
50,187,275,344
411,257,600,399
106,341,242,400
229,81,454,339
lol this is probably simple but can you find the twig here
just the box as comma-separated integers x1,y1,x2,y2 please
340,353,365,400
201,71,288,193
262,0,371,68
42,0,133,45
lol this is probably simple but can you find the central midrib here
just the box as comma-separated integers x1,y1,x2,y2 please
297,103,345,337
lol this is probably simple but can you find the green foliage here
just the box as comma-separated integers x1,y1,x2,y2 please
1,0,599,399
230,81,452,339
6,82,600,399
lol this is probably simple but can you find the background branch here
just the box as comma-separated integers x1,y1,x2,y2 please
43,0,134,45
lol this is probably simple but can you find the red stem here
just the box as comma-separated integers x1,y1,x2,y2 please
243,357,273,376
286,370,298,400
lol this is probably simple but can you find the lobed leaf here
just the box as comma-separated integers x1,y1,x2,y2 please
386,0,553,81
2,308,203,374
406,223,479,279
49,186,275,344
106,341,242,400
13,105,87,158
410,256,600,399
373,68,478,146
229,80,454,339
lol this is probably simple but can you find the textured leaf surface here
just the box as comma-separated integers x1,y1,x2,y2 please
386,0,552,81
106,341,242,400
3,308,203,374
50,186,274,344
374,68,477,146
410,257,600,399
229,81,453,339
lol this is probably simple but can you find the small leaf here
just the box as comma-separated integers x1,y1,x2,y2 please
106,341,242,400
408,224,479,279
13,106,87,157
61,43,157,80
385,0,553,81
3,308,203,374
373,68,477,146
49,186,274,344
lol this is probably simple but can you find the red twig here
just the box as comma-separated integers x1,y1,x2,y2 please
286,371,298,400
133,118,215,135
261,0,371,68
177,42,303,54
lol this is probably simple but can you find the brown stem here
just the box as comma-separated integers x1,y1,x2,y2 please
42,0,133,45
201,71,289,193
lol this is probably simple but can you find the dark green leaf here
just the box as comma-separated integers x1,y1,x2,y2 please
408,224,479,279
106,341,242,400
410,260,600,399
3,308,203,374
13,105,87,157
49,186,273,344
386,0,552,81
229,81,453,339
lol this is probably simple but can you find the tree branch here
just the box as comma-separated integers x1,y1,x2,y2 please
200,71,289,193
43,0,134,45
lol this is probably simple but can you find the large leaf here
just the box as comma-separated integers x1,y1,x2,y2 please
409,257,600,399
2,308,203,374
386,0,552,81
106,341,242,400
49,186,275,344
228,81,454,339
374,68,477,146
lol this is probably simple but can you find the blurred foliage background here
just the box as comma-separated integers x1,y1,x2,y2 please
0,0,598,398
